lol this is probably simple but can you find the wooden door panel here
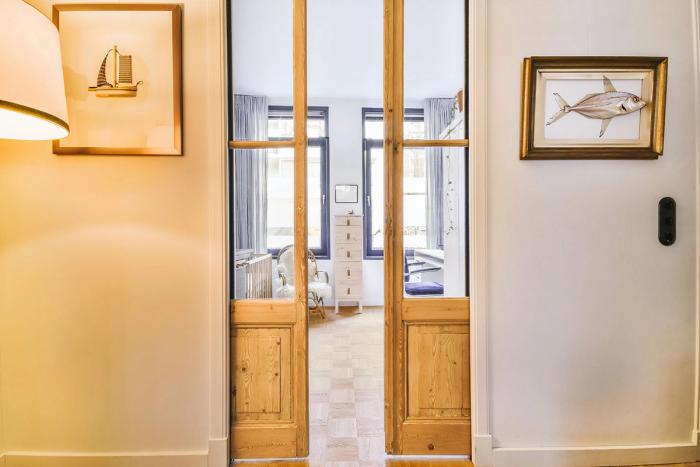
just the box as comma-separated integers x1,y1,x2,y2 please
232,328,291,421
407,324,469,418
401,421,471,455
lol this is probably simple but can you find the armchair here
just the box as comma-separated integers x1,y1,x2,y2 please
276,244,332,318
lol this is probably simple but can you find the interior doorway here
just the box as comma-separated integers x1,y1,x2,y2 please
227,0,470,461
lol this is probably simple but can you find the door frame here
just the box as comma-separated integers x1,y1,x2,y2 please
209,0,490,464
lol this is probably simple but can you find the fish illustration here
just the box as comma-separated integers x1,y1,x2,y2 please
546,76,647,137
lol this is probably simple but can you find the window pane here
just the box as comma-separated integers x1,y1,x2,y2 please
233,148,290,300
307,146,323,250
365,119,383,140
268,116,294,139
307,118,326,138
369,146,385,250
363,112,425,140
404,0,465,139
404,118,425,139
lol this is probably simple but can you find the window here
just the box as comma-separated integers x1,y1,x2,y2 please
362,108,426,258
267,106,330,258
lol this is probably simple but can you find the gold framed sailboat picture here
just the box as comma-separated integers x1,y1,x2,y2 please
52,4,182,156
89,45,143,98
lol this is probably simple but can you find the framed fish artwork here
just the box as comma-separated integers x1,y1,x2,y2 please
52,4,182,156
520,57,668,160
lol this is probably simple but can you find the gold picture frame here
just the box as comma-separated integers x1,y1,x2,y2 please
520,56,668,160
52,4,182,156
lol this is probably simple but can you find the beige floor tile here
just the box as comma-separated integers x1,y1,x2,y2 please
329,388,355,403
358,437,385,462
310,402,329,425
328,418,358,438
328,402,355,418
332,367,354,378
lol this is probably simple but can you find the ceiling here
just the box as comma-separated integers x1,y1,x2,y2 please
231,0,465,100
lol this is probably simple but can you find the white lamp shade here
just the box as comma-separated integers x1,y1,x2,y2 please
0,0,69,140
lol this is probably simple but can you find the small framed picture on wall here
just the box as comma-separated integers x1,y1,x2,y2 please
52,4,183,156
520,56,668,160
335,184,358,203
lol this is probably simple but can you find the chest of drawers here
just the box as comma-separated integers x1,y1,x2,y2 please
334,214,363,312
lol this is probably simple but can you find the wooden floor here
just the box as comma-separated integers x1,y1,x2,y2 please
308,307,386,466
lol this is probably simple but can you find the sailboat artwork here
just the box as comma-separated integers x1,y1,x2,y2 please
88,45,143,97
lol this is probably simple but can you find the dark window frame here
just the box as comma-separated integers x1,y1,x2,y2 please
266,105,331,260
361,107,424,259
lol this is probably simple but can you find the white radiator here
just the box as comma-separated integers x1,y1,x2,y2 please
244,253,272,299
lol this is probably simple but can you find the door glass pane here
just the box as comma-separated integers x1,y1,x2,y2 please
404,0,465,139
403,145,467,298
233,148,292,300
231,0,293,140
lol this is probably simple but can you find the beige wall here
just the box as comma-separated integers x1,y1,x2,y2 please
0,0,224,461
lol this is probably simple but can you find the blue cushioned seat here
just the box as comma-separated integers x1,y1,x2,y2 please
405,281,444,296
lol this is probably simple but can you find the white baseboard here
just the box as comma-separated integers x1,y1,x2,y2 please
0,451,208,467
208,438,228,467
473,434,495,467
487,437,700,467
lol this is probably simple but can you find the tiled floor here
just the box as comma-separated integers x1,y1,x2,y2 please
309,307,386,466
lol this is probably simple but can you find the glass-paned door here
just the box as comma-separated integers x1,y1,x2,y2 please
228,0,310,459
383,0,471,455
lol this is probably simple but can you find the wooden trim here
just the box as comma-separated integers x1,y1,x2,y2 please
384,0,406,454
469,0,491,461
402,297,470,322
231,300,296,324
229,140,296,150
403,139,469,148
383,0,396,453
52,4,183,156
230,424,297,459
401,420,472,454
292,0,309,457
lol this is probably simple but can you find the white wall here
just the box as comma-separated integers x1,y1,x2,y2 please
232,0,463,101
483,0,699,461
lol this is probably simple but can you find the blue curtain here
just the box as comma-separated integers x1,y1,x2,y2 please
424,98,455,249
234,94,268,253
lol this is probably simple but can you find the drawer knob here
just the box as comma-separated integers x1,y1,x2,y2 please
346,219,350,226
346,233,350,240
346,269,351,277
347,287,351,294
346,251,350,258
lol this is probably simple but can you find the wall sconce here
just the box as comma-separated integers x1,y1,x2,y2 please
0,0,69,141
